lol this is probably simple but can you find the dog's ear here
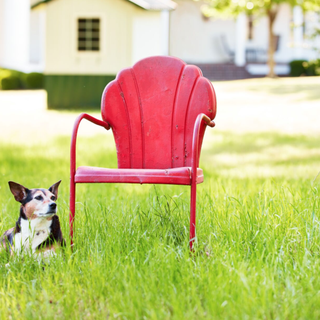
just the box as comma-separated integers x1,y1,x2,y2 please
8,181,29,203
49,180,62,199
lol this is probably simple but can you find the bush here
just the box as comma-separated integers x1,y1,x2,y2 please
24,72,44,89
289,59,320,77
1,76,21,90
304,59,320,76
0,68,24,89
289,60,308,77
0,68,44,90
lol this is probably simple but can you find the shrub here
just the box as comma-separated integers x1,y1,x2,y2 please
0,68,44,90
289,60,308,77
304,59,320,76
24,72,44,89
0,68,24,89
1,76,21,90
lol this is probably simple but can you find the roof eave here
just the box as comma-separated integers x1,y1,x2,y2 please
31,0,177,11
31,0,54,9
127,0,177,11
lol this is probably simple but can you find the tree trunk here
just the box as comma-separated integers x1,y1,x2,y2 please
267,8,278,78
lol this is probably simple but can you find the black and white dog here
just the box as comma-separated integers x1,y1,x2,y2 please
0,181,65,259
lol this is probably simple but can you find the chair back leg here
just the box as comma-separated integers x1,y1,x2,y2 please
189,181,197,250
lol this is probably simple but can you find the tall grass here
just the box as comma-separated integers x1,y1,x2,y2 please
0,131,319,319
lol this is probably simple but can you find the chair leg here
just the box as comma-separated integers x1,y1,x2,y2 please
189,181,197,250
69,177,76,247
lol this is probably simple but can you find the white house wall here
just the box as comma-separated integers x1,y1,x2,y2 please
299,10,320,61
271,4,292,63
0,0,5,65
44,0,164,75
248,4,292,63
132,11,162,63
30,7,46,69
169,0,236,64
0,0,31,72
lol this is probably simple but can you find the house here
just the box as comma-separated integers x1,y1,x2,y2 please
0,0,177,108
169,0,320,79
32,0,177,108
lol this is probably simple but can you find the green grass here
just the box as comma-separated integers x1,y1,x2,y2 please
0,131,320,319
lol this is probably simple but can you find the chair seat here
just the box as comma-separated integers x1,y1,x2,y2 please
75,166,204,185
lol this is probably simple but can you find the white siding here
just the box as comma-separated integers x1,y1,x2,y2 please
44,0,164,74
0,0,31,72
169,0,236,63
132,11,162,63
30,7,46,67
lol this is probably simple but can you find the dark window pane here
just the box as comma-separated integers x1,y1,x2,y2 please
77,18,100,52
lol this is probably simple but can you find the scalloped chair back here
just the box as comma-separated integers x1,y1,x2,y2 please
101,56,216,169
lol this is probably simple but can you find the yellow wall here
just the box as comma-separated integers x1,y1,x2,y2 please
44,0,162,74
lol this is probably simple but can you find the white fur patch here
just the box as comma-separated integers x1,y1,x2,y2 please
13,217,53,255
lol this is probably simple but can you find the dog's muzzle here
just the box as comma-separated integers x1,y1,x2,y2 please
46,203,57,214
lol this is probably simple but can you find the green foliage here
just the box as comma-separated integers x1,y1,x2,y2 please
304,59,320,76
24,72,44,89
289,59,308,76
1,130,320,318
289,59,320,76
0,68,44,90
0,75,21,90
200,0,320,18
0,68,24,90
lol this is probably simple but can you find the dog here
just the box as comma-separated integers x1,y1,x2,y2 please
0,180,65,259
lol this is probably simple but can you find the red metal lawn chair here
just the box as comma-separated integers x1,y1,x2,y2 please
70,56,217,249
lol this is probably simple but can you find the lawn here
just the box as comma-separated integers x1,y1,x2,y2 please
0,77,320,319
0,130,319,319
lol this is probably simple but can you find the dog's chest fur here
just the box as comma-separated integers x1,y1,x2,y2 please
14,218,52,253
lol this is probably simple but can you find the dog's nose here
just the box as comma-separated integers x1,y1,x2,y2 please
49,203,57,210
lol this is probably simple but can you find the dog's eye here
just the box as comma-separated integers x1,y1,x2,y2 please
51,196,56,201
35,195,43,201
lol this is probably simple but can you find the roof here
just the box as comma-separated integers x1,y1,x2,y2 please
127,0,177,10
31,0,177,10
31,0,54,9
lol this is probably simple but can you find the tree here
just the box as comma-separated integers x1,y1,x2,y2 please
198,0,320,77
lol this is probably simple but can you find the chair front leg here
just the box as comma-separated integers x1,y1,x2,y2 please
69,113,110,247
69,176,76,246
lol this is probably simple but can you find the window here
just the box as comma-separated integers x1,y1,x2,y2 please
77,18,100,51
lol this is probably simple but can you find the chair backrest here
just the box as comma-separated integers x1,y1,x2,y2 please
101,56,216,169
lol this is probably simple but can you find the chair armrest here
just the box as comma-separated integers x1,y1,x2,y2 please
191,114,215,181
201,114,215,128
70,113,110,177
